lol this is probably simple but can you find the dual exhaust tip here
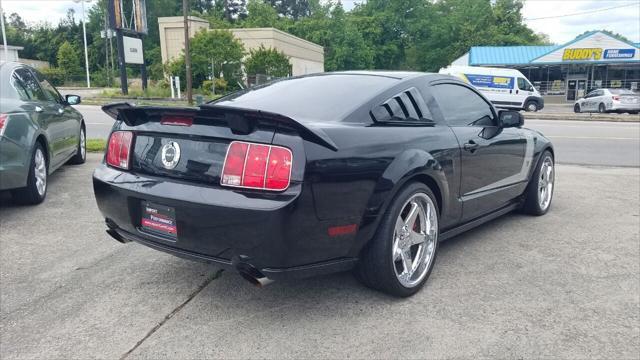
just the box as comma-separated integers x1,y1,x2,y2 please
236,263,274,287
106,227,273,287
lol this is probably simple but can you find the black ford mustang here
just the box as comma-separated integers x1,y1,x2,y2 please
93,71,554,297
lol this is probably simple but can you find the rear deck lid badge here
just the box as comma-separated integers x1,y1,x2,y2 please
161,141,181,169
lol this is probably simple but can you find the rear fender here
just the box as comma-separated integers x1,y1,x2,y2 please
350,149,450,255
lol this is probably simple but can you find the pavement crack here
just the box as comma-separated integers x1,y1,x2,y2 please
119,269,223,359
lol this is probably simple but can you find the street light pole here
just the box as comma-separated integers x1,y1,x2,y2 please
0,4,8,62
76,0,91,88
183,0,193,104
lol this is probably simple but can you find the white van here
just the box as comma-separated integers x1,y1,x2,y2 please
439,66,544,112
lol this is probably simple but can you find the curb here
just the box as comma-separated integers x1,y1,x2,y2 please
523,113,639,122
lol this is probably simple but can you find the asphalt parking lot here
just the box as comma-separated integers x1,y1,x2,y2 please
1,154,638,359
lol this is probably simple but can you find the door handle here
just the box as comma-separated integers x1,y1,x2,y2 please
516,89,519,94
463,140,480,152
34,106,43,113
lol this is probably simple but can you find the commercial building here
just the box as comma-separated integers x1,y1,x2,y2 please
450,31,640,102
1,45,50,69
158,16,324,78
0,45,23,62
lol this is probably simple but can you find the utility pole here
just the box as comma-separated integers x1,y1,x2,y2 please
116,28,127,94
183,0,193,104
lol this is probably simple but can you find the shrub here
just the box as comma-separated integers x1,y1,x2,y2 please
201,78,228,96
245,45,291,78
41,67,65,86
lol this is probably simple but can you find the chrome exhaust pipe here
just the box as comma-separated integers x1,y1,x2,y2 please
237,264,274,287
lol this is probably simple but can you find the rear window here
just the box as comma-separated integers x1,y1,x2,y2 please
212,74,398,122
609,89,637,95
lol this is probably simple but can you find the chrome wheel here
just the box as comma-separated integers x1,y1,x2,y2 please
527,102,538,112
392,193,438,288
538,156,554,210
80,128,86,160
34,148,47,196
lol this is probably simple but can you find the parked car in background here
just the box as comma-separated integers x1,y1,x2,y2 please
93,72,554,297
0,62,86,204
574,88,640,114
439,65,544,112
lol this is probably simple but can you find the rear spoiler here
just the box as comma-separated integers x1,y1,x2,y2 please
102,102,338,151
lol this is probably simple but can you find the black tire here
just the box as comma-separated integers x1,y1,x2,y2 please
68,124,86,165
355,182,439,297
574,104,581,113
12,142,48,205
521,150,554,216
525,100,538,112
598,103,606,113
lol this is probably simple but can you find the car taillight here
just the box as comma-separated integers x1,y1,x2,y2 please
221,141,293,191
0,114,8,137
106,131,133,170
612,96,620,101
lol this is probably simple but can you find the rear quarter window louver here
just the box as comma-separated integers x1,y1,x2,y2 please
370,87,431,123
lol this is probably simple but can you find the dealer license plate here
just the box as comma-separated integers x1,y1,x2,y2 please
141,201,177,238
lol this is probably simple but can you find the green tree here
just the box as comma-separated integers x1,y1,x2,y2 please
57,41,82,80
266,0,314,20
245,45,291,77
491,0,543,45
168,29,245,89
289,2,373,71
243,0,281,28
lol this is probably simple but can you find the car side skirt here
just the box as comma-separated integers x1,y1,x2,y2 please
439,201,521,242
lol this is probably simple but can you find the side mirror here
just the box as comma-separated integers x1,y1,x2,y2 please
65,94,81,105
499,110,524,128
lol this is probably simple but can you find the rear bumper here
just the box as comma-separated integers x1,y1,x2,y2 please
610,102,640,111
92,164,359,279
108,226,356,280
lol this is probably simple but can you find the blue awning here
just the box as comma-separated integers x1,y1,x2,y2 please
469,46,558,66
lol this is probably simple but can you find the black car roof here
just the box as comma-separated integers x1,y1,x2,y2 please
212,71,446,123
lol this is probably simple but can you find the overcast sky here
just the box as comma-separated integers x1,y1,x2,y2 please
1,0,639,45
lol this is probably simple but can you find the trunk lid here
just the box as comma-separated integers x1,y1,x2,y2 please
619,94,640,104
102,103,336,185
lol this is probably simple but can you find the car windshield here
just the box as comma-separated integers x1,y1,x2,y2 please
609,89,637,95
211,74,399,122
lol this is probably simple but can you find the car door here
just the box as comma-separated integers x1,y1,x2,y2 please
580,91,594,111
587,90,604,111
33,69,80,160
430,82,529,222
13,68,68,168
516,77,534,108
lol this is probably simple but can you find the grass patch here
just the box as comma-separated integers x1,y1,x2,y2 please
87,139,107,153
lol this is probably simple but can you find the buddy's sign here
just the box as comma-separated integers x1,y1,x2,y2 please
562,48,636,61
562,48,602,61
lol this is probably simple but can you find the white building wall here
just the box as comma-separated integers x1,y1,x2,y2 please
0,47,21,62
158,17,325,77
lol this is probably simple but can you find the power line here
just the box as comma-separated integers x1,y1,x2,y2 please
524,2,639,21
